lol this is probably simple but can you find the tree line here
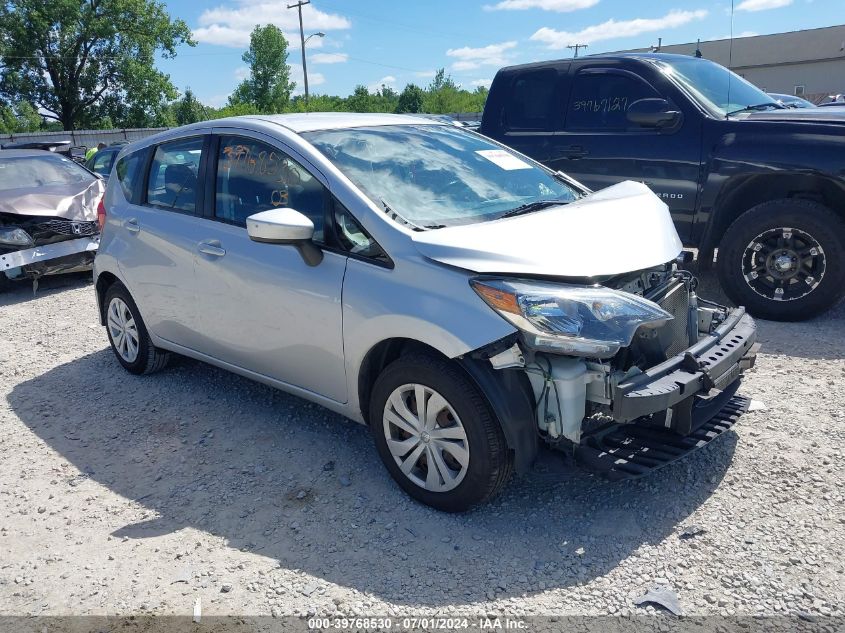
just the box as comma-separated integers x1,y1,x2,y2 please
0,3,487,134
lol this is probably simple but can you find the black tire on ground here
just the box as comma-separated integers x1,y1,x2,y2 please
103,282,170,375
0,273,10,293
368,353,513,512
716,199,845,321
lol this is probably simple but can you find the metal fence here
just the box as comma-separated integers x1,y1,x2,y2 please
0,127,168,150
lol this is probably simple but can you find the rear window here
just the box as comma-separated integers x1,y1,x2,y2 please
505,70,557,131
0,154,95,191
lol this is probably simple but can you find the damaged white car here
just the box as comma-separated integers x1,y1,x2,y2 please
0,149,104,291
94,114,759,511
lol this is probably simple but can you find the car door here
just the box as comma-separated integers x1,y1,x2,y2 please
114,135,211,349
548,63,703,241
189,130,348,403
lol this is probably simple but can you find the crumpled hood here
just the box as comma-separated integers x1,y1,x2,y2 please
412,181,683,278
0,178,105,221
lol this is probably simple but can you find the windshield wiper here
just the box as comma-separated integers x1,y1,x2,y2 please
726,102,784,117
498,199,571,220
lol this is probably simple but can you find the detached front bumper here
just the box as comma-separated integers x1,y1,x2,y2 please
1,236,99,277
574,307,759,480
613,307,758,434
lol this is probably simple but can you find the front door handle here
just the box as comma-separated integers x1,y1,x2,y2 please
124,218,140,233
562,145,589,159
198,240,226,258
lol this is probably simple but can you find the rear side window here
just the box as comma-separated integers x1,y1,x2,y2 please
146,137,204,214
115,151,145,204
566,71,661,131
214,135,327,243
506,70,557,131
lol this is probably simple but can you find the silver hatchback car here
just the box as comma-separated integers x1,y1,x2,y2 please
94,113,758,511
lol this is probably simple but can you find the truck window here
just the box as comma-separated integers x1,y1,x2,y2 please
506,70,557,131
566,71,660,131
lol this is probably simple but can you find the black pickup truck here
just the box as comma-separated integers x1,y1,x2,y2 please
480,53,845,321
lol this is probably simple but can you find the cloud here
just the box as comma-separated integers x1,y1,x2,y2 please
415,70,437,79
736,0,792,11
290,64,325,95
470,78,493,88
484,0,598,12
309,52,348,64
446,41,517,72
193,1,351,48
530,9,708,49
367,75,397,92
234,66,249,81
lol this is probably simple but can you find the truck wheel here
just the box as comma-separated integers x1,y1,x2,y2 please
104,282,170,375
369,353,513,512
717,199,845,321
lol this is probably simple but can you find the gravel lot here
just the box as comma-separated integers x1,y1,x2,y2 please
0,272,843,621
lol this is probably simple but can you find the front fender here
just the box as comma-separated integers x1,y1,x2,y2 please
342,256,516,421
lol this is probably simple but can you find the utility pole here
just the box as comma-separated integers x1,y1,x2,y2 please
288,0,311,106
567,43,588,58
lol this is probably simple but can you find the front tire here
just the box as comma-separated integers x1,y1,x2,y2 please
104,282,170,375
369,353,512,512
717,199,845,321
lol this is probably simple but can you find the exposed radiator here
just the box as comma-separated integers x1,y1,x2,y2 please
657,280,691,358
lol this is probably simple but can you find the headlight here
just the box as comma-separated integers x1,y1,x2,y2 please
0,227,34,248
471,278,673,357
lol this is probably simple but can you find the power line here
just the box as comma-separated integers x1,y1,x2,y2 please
567,43,588,58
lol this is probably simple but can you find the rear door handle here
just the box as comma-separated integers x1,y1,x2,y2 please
562,145,589,159
124,218,140,233
198,240,226,258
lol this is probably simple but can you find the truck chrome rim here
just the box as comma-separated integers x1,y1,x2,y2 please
107,297,140,363
742,227,825,302
383,384,469,492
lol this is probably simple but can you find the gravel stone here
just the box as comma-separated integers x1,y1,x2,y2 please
0,273,842,618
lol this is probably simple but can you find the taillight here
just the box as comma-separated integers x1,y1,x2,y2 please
97,196,106,232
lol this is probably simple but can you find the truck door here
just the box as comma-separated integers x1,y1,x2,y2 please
549,63,702,242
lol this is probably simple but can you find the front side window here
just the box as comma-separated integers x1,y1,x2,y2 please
214,136,326,243
146,137,203,214
0,154,95,191
566,71,661,131
303,125,578,230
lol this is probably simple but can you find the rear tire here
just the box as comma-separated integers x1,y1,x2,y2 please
369,353,512,512
717,199,845,321
104,282,170,375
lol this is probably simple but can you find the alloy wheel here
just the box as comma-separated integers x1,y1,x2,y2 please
382,383,469,492
107,297,140,363
741,227,825,302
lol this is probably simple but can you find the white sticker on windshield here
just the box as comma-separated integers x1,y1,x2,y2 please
476,149,532,171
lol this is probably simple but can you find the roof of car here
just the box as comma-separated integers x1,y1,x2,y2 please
0,149,69,158
226,112,440,133
496,52,708,74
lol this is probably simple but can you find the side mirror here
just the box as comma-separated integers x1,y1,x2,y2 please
246,208,323,266
626,98,682,129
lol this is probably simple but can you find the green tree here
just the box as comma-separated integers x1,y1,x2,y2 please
173,88,210,125
0,0,194,130
396,84,424,113
0,101,42,133
230,25,295,113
